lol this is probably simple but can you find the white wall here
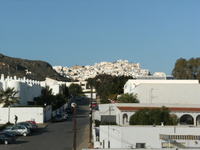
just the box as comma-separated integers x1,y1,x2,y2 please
134,84,200,104
99,126,200,149
0,107,45,124
124,80,200,105
0,75,42,106
124,79,199,94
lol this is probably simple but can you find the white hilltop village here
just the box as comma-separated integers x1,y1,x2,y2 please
53,60,167,81
1,58,200,149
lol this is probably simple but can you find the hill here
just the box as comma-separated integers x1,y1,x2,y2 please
0,53,70,81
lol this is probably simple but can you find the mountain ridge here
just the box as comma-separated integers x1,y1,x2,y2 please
0,53,70,81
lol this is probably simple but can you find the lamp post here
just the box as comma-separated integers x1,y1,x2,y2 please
44,103,47,122
8,105,10,123
71,102,77,150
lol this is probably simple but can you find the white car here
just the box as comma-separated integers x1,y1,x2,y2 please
4,125,30,136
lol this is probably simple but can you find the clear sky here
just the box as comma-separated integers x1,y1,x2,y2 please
0,0,200,74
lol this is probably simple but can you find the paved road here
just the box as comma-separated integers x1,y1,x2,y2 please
0,103,90,150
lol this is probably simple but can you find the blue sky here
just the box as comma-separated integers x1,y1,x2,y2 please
0,0,200,74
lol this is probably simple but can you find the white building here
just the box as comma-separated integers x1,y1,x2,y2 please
93,103,200,126
95,125,200,149
0,74,42,106
0,106,52,124
124,79,200,105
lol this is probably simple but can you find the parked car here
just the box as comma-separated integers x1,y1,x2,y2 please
65,107,73,114
3,125,30,136
26,121,38,130
0,132,16,144
17,122,37,132
52,113,69,122
62,113,69,120
17,122,32,129
26,120,37,126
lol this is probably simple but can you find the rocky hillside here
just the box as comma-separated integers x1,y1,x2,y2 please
0,53,70,81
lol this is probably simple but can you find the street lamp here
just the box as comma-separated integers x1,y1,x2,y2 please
44,103,47,122
71,102,77,150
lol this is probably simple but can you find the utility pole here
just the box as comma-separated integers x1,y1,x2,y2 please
108,104,111,148
71,103,77,150
89,85,93,144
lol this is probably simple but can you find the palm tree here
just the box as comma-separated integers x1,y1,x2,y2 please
0,87,19,123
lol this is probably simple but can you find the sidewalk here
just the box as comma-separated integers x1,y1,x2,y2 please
77,124,90,150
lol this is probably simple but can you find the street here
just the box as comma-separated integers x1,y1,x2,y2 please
0,103,90,150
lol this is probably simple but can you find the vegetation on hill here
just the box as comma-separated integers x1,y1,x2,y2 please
87,74,133,103
172,57,200,81
129,107,178,125
0,53,70,81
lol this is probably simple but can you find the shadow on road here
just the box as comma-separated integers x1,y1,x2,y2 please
31,128,49,136
14,140,29,144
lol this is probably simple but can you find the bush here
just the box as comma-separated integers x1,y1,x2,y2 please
129,107,178,125
117,93,139,103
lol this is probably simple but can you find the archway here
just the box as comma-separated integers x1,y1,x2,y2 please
179,114,194,125
123,113,128,124
196,115,200,126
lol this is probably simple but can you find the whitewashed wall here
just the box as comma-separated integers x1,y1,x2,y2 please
124,80,200,105
99,126,200,149
0,75,42,106
0,107,45,124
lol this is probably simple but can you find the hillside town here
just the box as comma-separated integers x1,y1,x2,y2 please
1,0,199,149
0,54,200,150
53,60,166,81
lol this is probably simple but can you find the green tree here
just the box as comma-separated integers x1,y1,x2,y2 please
100,98,111,104
129,107,178,125
86,74,132,103
34,87,55,106
61,85,70,98
117,93,139,103
0,87,19,123
172,57,200,80
34,87,68,110
68,83,83,97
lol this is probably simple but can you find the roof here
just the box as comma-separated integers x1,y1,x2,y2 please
117,106,200,112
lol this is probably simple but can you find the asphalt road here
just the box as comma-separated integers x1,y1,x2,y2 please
0,102,90,150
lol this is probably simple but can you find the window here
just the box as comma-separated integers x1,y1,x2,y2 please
136,143,146,148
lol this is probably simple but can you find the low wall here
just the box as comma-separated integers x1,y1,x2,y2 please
0,107,45,124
